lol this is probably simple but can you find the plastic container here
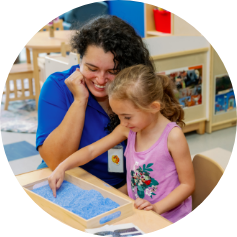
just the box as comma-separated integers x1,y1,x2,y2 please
153,9,171,33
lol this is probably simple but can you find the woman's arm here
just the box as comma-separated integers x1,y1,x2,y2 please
38,100,87,170
153,127,195,214
38,68,89,170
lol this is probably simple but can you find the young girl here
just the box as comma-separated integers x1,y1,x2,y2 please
48,65,195,223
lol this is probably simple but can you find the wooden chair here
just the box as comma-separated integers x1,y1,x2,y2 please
59,42,80,64
4,63,35,110
39,19,64,59
60,42,73,57
39,19,63,31
192,154,224,210
38,42,74,87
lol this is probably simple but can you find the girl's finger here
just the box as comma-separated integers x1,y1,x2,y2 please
48,177,56,197
52,186,57,198
135,200,146,209
138,201,150,210
56,178,63,190
134,198,143,208
135,197,142,203
50,180,57,198
144,206,153,211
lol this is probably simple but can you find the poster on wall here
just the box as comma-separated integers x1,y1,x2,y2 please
159,65,203,108
214,74,236,115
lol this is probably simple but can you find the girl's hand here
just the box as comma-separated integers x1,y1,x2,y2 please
48,165,65,198
65,68,89,103
134,198,154,211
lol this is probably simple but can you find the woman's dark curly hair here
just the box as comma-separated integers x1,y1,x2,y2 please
71,15,154,132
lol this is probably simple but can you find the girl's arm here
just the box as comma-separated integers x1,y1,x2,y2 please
118,183,128,195
48,124,129,197
153,127,195,215
56,124,128,171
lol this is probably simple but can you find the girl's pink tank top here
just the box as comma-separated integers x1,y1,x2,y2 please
124,122,192,223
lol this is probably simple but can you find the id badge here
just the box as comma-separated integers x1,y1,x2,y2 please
108,145,124,173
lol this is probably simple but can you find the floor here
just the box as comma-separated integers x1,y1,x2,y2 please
2,50,236,175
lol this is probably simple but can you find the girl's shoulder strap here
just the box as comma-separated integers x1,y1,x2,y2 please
124,129,136,157
162,122,181,140
127,129,136,145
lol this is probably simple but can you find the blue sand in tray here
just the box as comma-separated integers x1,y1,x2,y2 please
32,181,120,220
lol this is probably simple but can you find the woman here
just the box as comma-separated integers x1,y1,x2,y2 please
36,15,154,192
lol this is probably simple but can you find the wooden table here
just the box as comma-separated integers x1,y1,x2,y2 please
16,167,172,233
25,30,75,110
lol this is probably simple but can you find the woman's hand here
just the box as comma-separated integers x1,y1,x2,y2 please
65,68,89,103
48,165,65,198
134,198,154,211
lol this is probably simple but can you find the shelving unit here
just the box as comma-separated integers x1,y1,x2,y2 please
145,4,172,37
206,46,237,133
144,4,202,37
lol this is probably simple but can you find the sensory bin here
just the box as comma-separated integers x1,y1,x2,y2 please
32,180,120,220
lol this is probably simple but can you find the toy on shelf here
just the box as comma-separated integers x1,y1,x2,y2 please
153,7,171,33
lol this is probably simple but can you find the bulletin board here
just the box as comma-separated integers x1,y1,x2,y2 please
152,48,209,134
206,47,237,133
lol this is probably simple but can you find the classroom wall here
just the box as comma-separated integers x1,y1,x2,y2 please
173,15,202,36
106,1,145,37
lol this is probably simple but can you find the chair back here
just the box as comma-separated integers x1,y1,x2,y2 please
40,19,63,31
60,42,71,57
53,19,64,30
192,154,224,210
64,1,108,28
60,42,80,62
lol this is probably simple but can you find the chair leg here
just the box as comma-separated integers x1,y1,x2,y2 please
4,78,10,110
28,78,34,97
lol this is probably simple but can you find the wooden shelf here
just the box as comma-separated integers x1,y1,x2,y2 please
145,4,173,37
146,31,172,37
183,119,206,134
145,3,202,37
